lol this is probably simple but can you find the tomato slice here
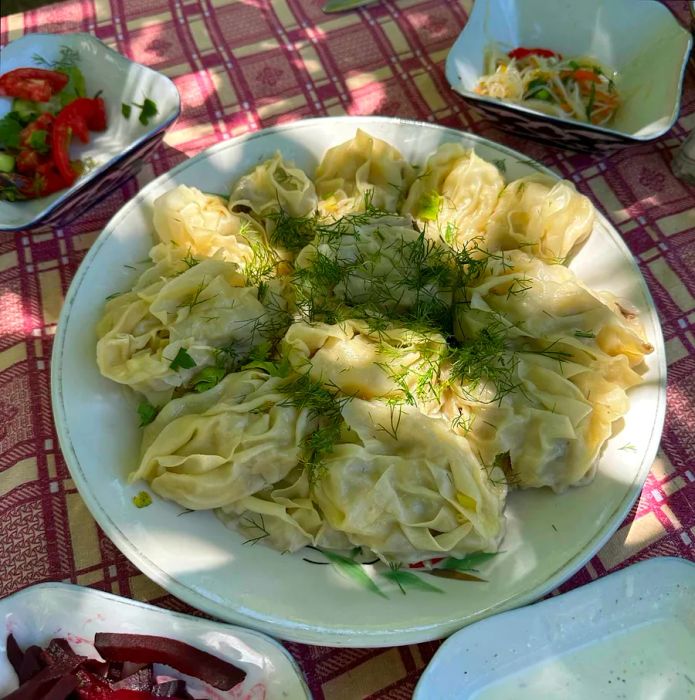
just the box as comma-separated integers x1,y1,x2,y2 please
0,68,69,102
51,97,108,185
508,47,560,60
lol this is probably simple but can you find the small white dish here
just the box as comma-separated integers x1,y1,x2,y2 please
414,557,695,699
0,582,310,699
445,0,693,150
51,116,666,647
0,33,180,232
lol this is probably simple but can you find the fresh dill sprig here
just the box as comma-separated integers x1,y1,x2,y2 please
279,373,351,485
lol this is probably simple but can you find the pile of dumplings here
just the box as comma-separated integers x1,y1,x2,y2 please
96,129,652,563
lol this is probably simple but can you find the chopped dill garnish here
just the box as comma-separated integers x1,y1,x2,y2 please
279,373,351,485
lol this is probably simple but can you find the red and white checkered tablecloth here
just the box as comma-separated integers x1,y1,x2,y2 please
1,1,694,697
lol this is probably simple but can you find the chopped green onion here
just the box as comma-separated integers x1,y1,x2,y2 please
28,129,50,154
132,491,152,508
0,153,15,173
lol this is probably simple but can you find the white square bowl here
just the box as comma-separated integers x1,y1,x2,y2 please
445,0,693,151
0,33,181,232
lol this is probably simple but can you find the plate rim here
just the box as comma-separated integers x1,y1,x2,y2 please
51,115,668,646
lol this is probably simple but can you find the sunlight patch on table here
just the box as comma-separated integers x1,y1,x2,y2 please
346,66,393,91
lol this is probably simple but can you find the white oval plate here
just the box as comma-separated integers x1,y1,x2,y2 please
0,582,310,699
413,557,695,699
51,116,667,647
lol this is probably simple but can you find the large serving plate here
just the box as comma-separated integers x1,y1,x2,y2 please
51,116,667,647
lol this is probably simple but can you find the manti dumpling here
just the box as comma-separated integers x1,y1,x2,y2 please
152,185,264,267
456,250,653,374
220,397,506,560
315,129,413,216
401,143,504,248
228,152,318,219
295,213,449,317
96,257,273,405
282,319,447,403
485,176,594,263
312,399,506,560
455,352,633,491
132,369,314,509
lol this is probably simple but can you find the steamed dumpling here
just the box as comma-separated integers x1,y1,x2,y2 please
96,257,273,405
402,143,505,248
485,176,594,263
315,129,413,216
131,370,314,509
152,185,263,267
310,399,506,560
228,152,318,219
282,320,447,403
456,250,653,371
294,213,450,319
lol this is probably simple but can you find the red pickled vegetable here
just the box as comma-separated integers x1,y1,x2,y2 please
43,674,79,700
0,68,69,102
94,633,246,691
6,634,24,677
570,68,601,83
51,97,105,185
108,692,161,700
508,47,559,60
16,645,45,684
112,667,154,691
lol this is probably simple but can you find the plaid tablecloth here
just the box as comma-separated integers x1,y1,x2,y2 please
1,1,694,698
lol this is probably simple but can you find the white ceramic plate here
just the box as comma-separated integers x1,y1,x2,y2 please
413,557,695,699
0,582,309,699
51,116,667,647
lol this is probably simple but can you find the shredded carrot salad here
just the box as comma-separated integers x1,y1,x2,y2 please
475,46,620,126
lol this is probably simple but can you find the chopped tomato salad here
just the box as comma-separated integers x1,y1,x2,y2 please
0,50,107,201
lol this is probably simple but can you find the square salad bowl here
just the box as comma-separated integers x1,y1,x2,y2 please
0,33,180,232
445,0,693,151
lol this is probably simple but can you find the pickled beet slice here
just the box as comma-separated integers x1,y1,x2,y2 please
6,634,24,677
43,674,79,700
94,633,245,690
17,645,45,683
112,666,153,690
